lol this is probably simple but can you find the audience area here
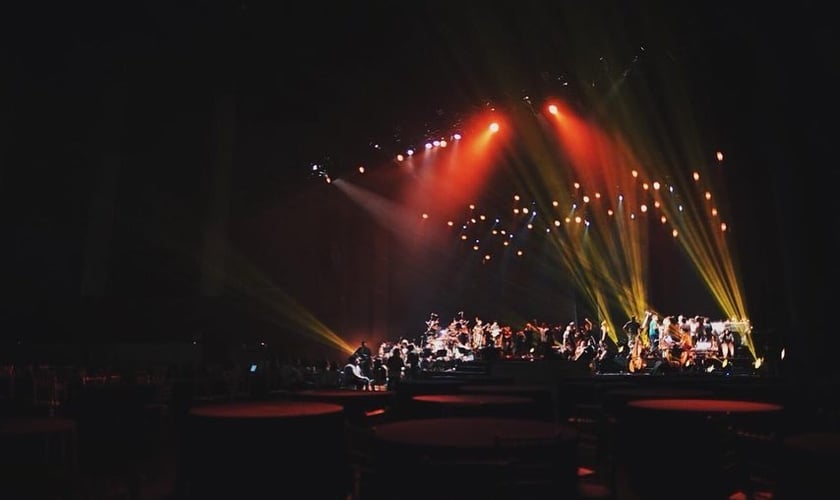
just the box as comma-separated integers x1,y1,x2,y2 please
2,346,839,499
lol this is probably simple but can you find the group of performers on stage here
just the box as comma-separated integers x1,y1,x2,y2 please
371,310,744,375
619,311,742,373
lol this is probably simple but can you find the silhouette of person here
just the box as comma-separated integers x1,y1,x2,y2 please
353,340,373,379
622,315,641,348
343,356,372,390
385,347,404,391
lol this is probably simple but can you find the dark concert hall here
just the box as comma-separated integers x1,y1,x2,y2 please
2,2,838,499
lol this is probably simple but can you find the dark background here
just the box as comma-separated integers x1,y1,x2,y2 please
1,2,836,376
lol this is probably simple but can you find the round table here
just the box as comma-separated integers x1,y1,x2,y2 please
459,383,557,421
374,416,576,449
602,387,715,413
189,400,344,419
185,401,347,499
0,417,77,470
289,389,394,421
618,398,784,499
410,393,536,418
625,398,783,413
372,417,579,499
778,432,840,499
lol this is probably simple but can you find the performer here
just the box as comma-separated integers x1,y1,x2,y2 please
343,356,372,390
622,315,641,348
488,320,501,347
472,317,486,349
352,340,374,380
425,313,440,332
423,313,440,347
647,313,661,351
385,346,404,391
561,322,577,359
720,325,736,361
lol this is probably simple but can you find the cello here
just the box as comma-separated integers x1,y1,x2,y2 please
628,337,646,373
628,311,652,373
678,329,694,368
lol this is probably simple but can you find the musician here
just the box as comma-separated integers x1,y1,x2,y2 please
678,324,695,367
423,313,440,346
703,317,714,341
659,316,678,357
535,320,551,358
501,326,514,357
720,325,736,360
595,334,619,373
378,341,393,359
622,315,641,348
352,340,374,379
343,356,372,390
486,320,501,348
385,346,404,391
405,344,421,380
574,319,597,362
472,317,486,349
561,322,577,359
647,313,661,349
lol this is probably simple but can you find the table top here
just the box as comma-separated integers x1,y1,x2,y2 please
0,417,76,436
189,400,344,419
626,398,783,413
459,384,553,394
398,378,466,386
374,417,577,448
605,387,715,400
784,432,840,453
412,394,533,406
294,389,394,399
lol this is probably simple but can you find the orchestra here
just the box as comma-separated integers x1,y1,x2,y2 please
369,310,748,377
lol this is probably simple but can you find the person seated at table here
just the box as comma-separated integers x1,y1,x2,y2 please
342,356,372,391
